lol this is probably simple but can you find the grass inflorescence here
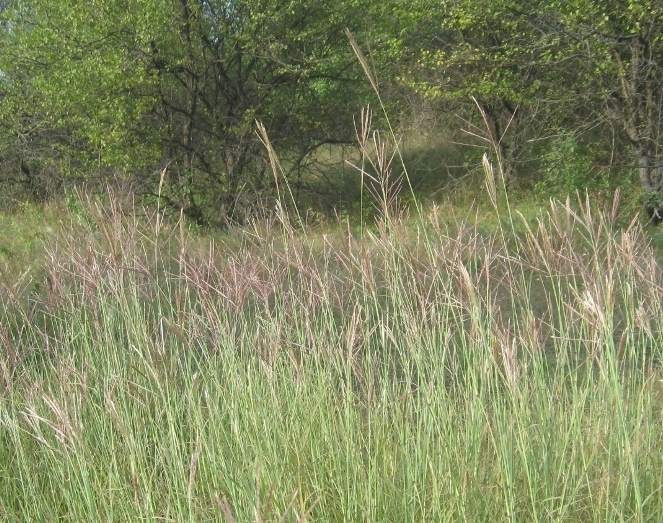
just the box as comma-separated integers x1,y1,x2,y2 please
1,176,663,522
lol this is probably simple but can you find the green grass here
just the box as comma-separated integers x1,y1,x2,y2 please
1,178,663,522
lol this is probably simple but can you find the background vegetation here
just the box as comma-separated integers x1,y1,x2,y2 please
0,0,662,222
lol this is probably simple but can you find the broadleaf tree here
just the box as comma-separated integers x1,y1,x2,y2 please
0,0,372,222
542,0,663,218
387,0,663,214
386,0,566,181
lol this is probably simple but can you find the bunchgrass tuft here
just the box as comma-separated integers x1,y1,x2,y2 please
1,169,663,522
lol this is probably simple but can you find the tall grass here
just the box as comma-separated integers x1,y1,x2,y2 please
1,150,663,521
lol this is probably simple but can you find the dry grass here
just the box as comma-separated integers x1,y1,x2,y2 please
1,128,662,520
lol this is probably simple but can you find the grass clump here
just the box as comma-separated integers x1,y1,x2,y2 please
1,161,663,522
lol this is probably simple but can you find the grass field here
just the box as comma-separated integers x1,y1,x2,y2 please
1,162,663,522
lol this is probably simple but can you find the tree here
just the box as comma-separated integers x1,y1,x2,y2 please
541,0,663,218
383,0,565,181
0,0,371,221
387,0,663,215
0,0,164,203
144,0,369,222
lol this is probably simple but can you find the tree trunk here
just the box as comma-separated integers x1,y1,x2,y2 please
602,34,663,224
477,101,520,183
634,145,663,223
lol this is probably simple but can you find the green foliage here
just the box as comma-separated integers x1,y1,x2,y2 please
535,134,598,197
0,0,373,221
1,0,663,221
374,0,663,211
641,189,663,217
